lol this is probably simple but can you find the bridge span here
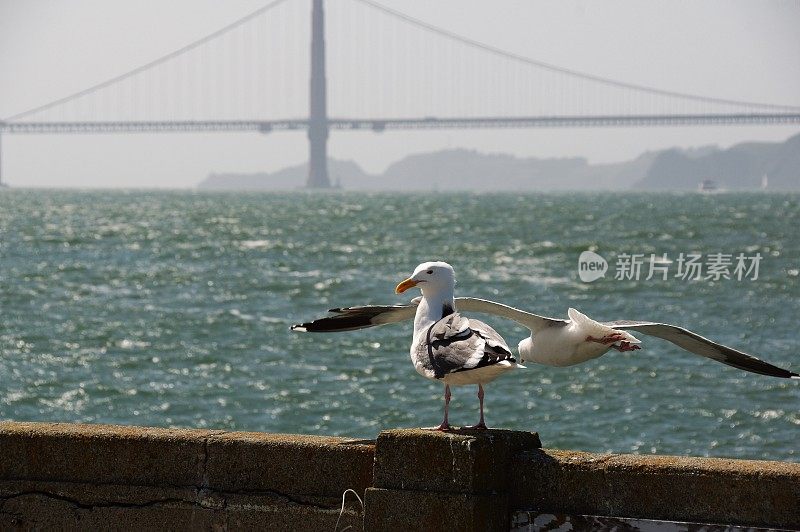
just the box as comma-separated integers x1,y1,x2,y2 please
2,0,799,187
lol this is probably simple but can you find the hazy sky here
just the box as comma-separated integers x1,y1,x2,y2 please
1,0,799,188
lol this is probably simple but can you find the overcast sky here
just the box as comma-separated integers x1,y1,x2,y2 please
1,0,799,188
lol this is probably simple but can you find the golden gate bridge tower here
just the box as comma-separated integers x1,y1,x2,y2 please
307,0,330,188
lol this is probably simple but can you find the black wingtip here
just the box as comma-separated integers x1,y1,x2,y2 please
288,312,380,333
735,362,800,379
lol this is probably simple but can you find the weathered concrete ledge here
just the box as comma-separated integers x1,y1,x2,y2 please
510,448,800,530
364,428,541,531
0,422,373,531
1,422,799,531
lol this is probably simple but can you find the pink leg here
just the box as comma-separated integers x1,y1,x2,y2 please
464,384,487,430
586,332,627,345
431,384,452,431
614,341,641,352
586,333,642,352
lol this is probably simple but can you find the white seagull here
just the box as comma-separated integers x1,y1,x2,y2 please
296,261,523,430
394,262,523,430
292,295,799,380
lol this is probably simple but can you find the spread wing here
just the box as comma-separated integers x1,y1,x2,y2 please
455,297,566,333
290,296,564,334
416,313,516,379
606,320,798,379
291,303,418,332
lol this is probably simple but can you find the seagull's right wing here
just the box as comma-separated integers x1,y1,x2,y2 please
455,297,566,333
291,304,418,332
606,320,798,379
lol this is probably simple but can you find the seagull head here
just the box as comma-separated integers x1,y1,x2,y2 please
395,261,455,297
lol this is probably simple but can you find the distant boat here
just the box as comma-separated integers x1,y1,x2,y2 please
761,174,769,190
698,179,721,193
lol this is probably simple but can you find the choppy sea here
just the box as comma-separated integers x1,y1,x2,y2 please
1,190,798,461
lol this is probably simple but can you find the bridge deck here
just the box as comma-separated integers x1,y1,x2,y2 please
2,113,800,134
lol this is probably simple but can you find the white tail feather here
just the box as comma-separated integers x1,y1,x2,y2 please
568,308,640,344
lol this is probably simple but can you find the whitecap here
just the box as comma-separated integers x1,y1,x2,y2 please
240,240,272,250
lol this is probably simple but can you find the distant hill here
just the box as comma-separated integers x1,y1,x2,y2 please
199,151,653,191
381,150,589,190
198,132,800,191
635,132,800,190
199,159,374,190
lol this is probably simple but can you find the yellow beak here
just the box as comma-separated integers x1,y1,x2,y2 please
395,278,419,294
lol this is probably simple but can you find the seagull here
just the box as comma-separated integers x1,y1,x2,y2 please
292,296,799,380
296,261,523,430
395,262,524,430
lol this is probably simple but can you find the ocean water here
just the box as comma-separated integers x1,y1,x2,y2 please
1,190,798,461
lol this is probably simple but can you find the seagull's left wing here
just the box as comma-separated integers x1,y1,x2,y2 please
456,297,566,333
291,303,418,332
606,320,798,379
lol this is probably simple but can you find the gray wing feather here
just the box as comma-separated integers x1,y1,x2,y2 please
606,321,798,379
417,313,514,379
455,297,565,332
417,313,484,378
469,319,513,355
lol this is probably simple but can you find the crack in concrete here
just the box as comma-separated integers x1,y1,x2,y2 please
0,485,349,516
1,428,359,525
0,490,187,511
0,489,350,526
226,488,348,512
200,429,231,490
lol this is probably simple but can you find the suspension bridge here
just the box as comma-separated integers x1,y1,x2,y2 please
1,0,799,188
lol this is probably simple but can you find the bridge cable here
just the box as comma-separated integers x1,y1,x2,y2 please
353,0,800,112
3,0,293,122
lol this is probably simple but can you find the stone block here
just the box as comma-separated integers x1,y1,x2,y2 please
203,431,374,497
373,428,540,494
0,422,372,531
510,449,800,529
0,422,211,487
363,487,506,532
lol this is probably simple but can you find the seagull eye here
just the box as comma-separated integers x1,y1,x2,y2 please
426,270,433,275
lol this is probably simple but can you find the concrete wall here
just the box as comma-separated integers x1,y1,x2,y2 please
0,422,373,531
1,422,798,531
511,448,800,529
